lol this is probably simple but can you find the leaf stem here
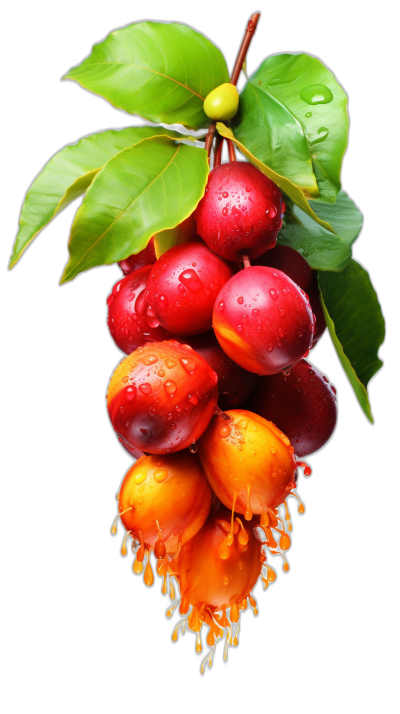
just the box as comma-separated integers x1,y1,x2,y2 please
230,12,261,86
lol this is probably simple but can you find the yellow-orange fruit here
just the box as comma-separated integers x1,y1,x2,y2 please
119,451,212,555
178,506,262,614
197,409,297,518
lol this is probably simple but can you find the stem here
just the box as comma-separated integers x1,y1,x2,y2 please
227,139,236,162
214,136,224,168
230,12,261,87
205,122,216,163
242,254,251,269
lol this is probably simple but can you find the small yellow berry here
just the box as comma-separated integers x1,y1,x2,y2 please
204,83,240,121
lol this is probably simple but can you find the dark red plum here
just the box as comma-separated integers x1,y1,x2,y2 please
254,244,313,292
213,266,314,375
250,359,337,456
107,266,171,354
145,243,234,336
175,331,258,409
118,238,156,276
307,273,327,347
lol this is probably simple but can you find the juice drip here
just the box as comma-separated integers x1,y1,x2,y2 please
296,460,312,477
189,442,198,454
200,645,216,674
166,600,179,618
196,631,202,653
156,559,168,594
291,491,305,514
154,519,166,560
245,483,253,520
249,593,258,615
169,578,176,600
236,517,249,545
284,501,293,532
132,555,144,574
144,552,154,586
110,517,118,535
120,531,129,556
230,602,239,623
137,531,145,563
233,622,240,646
172,616,189,642
271,550,290,572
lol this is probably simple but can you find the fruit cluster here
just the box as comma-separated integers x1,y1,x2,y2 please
107,157,337,669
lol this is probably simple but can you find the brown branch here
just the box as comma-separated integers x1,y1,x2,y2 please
227,139,236,162
214,136,224,167
230,12,261,87
205,122,216,162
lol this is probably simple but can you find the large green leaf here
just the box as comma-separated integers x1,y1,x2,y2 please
234,81,319,197
64,22,229,129
318,260,385,422
278,191,362,271
61,137,209,282
10,126,187,268
234,54,348,202
217,123,335,234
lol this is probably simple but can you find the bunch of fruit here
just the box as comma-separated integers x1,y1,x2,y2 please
10,13,384,671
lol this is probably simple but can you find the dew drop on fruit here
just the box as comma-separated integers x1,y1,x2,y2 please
188,394,199,405
139,383,152,395
219,423,231,438
165,359,177,369
218,301,225,311
154,469,168,483
124,385,137,401
237,296,244,304
178,269,204,293
164,380,177,396
134,472,147,485
141,354,158,366
180,358,197,374
269,289,278,300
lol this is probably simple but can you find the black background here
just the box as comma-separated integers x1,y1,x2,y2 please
2,5,395,706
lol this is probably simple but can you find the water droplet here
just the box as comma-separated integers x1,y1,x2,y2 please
165,359,177,369
237,296,244,305
134,471,147,485
164,380,177,396
219,424,231,438
141,354,158,366
305,111,312,118
310,127,329,146
282,287,289,296
188,393,199,405
122,376,129,384
300,84,333,105
178,269,204,293
139,383,152,395
157,294,168,309
279,309,285,317
178,283,185,293
124,386,137,401
218,301,225,311
158,369,165,377
154,469,168,483
269,289,278,300
252,308,260,317
180,358,197,374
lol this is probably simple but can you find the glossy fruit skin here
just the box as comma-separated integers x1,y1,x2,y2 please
307,273,327,347
145,243,234,336
118,238,156,276
213,266,314,375
250,359,337,456
178,506,262,611
203,83,240,121
194,162,285,262
107,266,171,355
175,331,257,409
107,341,218,454
255,244,313,292
198,409,297,517
119,452,212,553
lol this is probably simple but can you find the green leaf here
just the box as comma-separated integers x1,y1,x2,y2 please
278,191,363,271
10,126,187,268
318,260,385,422
235,54,348,202
234,81,319,197
216,123,335,234
64,22,229,130
61,136,209,282
154,215,196,258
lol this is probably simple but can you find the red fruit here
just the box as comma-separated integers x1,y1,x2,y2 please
307,273,327,347
213,266,314,375
194,162,285,262
254,244,313,292
117,452,212,561
145,243,234,336
107,341,219,454
107,266,171,354
176,332,257,409
118,238,156,276
250,359,337,456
